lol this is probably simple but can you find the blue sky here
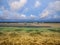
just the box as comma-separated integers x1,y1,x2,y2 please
0,0,60,22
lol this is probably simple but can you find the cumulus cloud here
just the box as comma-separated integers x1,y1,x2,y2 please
0,7,27,19
30,14,36,19
7,13,27,19
19,14,26,19
40,10,49,18
40,1,60,19
0,6,5,10
0,7,10,19
0,0,28,20
9,0,27,10
35,1,41,8
1,13,27,20
22,8,29,13
53,15,60,19
0,7,36,20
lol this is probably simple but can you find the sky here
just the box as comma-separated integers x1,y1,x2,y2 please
0,0,60,22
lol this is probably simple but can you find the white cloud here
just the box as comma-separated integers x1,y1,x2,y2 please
40,10,49,18
48,1,60,11
3,13,26,19
0,10,10,19
22,8,29,13
0,6,5,10
0,7,36,20
30,14,36,19
20,14,26,19
9,0,27,10
0,6,10,19
35,1,41,8
8,13,27,19
40,1,60,19
0,7,27,19
53,15,60,19
0,0,27,20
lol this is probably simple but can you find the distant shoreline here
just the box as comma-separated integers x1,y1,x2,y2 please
0,22,60,23
0,23,60,28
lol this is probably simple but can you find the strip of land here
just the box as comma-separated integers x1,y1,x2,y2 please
0,23,60,28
